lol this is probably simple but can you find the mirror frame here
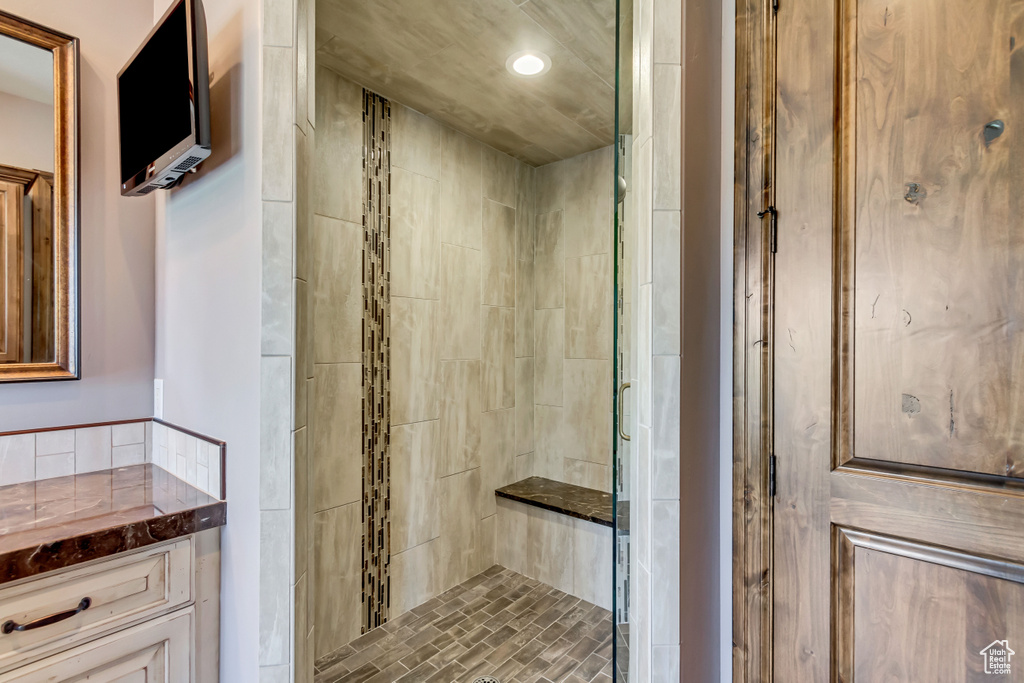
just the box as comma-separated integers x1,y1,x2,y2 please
0,11,79,382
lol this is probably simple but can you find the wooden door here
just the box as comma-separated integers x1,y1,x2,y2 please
0,179,23,364
772,0,1024,679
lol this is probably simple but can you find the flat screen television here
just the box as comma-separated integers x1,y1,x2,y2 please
117,0,210,196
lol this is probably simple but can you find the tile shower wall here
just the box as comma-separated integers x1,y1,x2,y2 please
531,146,616,492
310,66,529,659
630,0,684,679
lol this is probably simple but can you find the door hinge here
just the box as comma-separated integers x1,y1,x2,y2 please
757,205,778,253
772,0,779,14
769,454,777,497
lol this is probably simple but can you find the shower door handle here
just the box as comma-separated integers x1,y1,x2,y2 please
618,382,631,441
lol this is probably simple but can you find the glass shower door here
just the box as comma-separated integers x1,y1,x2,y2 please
612,0,634,680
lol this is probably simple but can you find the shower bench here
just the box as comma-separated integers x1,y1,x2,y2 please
494,477,615,611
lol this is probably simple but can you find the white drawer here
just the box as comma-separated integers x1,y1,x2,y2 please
0,539,193,673
0,607,193,682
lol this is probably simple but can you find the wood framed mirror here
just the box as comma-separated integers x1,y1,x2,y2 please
0,11,78,381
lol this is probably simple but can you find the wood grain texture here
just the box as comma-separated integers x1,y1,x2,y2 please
0,11,77,382
0,179,23,364
849,0,1024,478
759,0,1024,679
732,0,773,676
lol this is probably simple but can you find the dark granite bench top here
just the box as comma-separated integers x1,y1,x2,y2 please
495,477,614,528
0,464,226,584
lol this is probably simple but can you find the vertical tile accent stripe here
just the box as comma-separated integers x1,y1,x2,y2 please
362,90,391,632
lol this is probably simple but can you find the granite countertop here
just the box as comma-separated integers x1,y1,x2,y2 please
495,476,614,528
0,464,226,585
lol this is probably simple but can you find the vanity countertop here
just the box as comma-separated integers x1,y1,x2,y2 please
0,464,226,585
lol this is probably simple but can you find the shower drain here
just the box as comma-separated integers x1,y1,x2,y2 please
472,677,500,683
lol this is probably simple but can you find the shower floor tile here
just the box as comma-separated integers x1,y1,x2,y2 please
314,565,614,683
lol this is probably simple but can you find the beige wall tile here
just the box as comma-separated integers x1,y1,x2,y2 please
565,254,612,360
480,408,515,518
263,0,294,47
440,244,482,360
652,64,681,211
75,426,112,474
652,210,681,356
112,443,146,468
296,125,312,281
314,66,362,221
482,200,516,307
36,453,74,480
527,505,574,594
36,430,73,457
535,159,566,214
516,258,535,358
636,140,653,286
391,420,440,553
391,168,440,300
261,357,294,506
294,428,308,579
479,514,496,574
392,297,440,425
312,363,362,511
294,573,309,683
564,458,611,492
295,279,310,430
259,510,291,665
564,146,614,258
534,405,566,481
313,216,362,364
436,468,483,592
391,539,438,617
392,105,441,180
262,202,294,357
262,47,294,202
534,211,564,309
573,518,613,610
651,355,681,500
515,452,537,480
482,307,515,411
535,309,564,406
314,502,362,658
564,359,612,466
515,162,535,262
439,360,481,476
515,357,535,456
496,497,528,575
0,434,34,485
440,128,483,249
653,0,682,64
483,146,516,207
111,422,145,447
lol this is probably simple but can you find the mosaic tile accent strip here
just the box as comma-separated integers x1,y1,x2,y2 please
362,89,392,633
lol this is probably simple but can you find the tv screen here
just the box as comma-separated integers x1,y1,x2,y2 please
118,1,193,184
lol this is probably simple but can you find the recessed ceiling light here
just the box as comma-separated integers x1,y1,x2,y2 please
506,50,551,77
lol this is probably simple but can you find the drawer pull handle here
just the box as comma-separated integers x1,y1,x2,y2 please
2,597,92,634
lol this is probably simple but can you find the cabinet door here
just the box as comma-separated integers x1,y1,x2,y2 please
0,609,192,683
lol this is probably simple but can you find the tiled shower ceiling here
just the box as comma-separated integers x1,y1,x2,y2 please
316,0,618,166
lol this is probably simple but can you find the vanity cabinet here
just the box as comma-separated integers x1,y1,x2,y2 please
0,529,220,682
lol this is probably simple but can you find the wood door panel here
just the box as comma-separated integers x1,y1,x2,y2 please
770,0,1024,678
838,529,1024,682
846,0,1024,477
832,469,1024,565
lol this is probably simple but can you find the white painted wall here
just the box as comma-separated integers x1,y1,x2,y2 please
0,90,54,173
152,0,263,681
0,1,156,431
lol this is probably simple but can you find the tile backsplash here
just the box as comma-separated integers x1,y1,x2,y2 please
0,419,224,500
